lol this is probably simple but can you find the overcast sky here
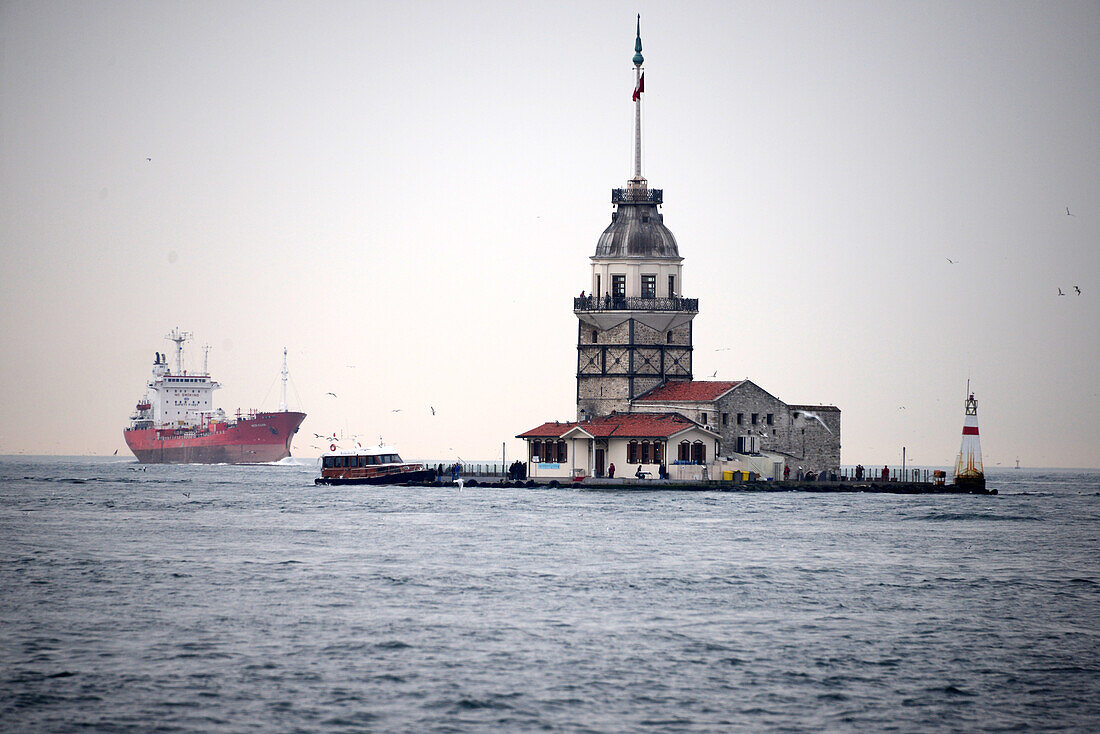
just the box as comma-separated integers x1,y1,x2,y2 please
2,1,1097,467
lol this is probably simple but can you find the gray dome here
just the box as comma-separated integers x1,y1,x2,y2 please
594,200,679,259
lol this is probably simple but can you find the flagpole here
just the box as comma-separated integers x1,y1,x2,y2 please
632,14,644,183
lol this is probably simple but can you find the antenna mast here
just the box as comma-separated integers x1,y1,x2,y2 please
166,327,192,374
279,347,288,412
201,344,211,375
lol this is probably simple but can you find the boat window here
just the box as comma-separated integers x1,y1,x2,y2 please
323,457,334,468
357,456,365,468
367,455,379,465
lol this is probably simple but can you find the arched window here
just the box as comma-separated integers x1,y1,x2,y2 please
640,441,650,464
653,442,663,465
627,441,638,464
691,441,706,464
556,440,567,463
531,440,541,462
678,441,690,462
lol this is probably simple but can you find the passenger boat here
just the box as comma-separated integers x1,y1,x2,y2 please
315,444,435,485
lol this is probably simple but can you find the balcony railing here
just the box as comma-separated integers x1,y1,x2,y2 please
611,188,663,205
574,296,698,312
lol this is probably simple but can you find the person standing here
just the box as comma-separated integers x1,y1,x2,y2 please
783,464,791,480
608,462,616,478
881,465,890,481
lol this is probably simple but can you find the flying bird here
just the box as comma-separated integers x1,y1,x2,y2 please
1067,206,1075,216
146,157,151,162
182,492,190,498
325,392,337,398
710,370,718,378
946,258,957,264
113,449,118,455
430,407,436,415
392,409,402,412
1074,286,1082,295
1058,288,1066,296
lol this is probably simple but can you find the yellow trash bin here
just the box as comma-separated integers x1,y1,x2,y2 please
722,470,734,481
741,471,750,481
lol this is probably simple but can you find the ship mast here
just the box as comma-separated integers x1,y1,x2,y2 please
279,347,288,412
166,327,192,374
201,343,211,375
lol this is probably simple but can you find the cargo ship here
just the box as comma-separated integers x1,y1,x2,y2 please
124,329,306,464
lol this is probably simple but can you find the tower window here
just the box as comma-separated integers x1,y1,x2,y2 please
667,332,673,343
592,330,598,343
641,275,656,298
612,275,626,298
737,413,744,425
668,275,676,297
596,275,601,297
767,413,774,426
752,413,758,425
642,215,650,223
722,413,728,426
700,413,708,425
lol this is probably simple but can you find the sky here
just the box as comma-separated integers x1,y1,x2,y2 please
1,0,1097,467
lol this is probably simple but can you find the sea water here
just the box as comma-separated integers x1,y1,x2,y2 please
1,457,1097,732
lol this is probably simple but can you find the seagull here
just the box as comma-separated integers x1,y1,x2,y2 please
1075,286,1081,295
897,406,906,410
325,392,337,398
146,157,151,162
182,492,190,498
430,406,436,415
1067,206,1075,216
710,370,718,378
946,257,957,264
391,409,402,413
313,433,325,438
113,449,118,455
1058,288,1066,296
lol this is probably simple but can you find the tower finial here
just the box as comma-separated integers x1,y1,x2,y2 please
633,14,644,66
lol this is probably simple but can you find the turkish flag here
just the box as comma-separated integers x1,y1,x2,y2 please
632,72,645,101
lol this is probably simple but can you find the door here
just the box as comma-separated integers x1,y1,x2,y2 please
595,448,605,478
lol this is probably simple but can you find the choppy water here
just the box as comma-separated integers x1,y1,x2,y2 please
1,457,1098,732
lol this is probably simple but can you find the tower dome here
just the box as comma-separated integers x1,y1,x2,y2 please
594,189,679,258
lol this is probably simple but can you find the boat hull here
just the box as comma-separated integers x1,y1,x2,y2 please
315,468,437,486
124,411,306,464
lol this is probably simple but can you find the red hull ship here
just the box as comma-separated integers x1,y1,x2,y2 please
124,329,306,464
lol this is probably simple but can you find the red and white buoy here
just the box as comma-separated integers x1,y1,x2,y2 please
953,387,985,490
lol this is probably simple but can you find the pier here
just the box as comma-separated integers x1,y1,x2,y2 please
402,476,997,495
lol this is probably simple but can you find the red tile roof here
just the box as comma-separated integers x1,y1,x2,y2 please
517,412,710,440
634,380,742,402
516,421,576,439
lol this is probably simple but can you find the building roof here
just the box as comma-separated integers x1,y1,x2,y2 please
517,412,713,440
634,380,742,403
593,199,680,259
516,421,576,439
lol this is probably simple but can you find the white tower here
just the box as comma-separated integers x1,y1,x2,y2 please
574,17,697,419
279,347,289,412
953,388,985,489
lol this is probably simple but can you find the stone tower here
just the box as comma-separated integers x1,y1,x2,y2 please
575,17,698,420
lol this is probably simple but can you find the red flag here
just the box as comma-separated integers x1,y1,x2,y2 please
632,72,645,101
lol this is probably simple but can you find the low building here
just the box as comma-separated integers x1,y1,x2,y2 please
517,412,719,480
633,379,840,474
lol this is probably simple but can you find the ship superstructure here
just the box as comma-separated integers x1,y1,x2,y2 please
124,329,305,464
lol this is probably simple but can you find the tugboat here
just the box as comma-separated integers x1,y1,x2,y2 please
952,386,986,491
315,443,434,485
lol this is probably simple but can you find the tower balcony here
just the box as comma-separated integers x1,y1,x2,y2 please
611,188,663,205
574,295,698,313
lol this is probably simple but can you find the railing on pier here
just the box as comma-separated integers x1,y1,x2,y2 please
574,295,698,312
